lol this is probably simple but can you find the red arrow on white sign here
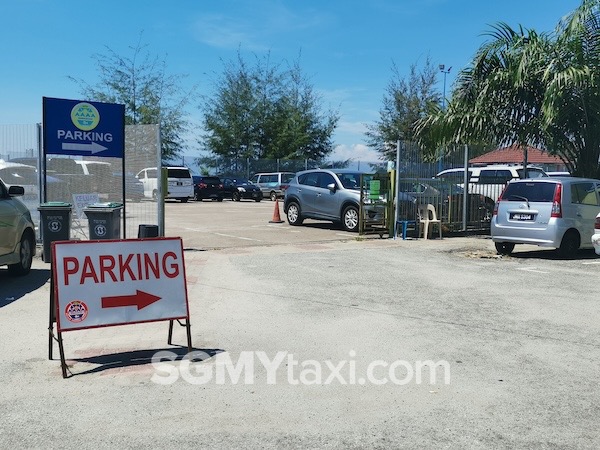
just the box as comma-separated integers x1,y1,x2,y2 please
101,290,161,310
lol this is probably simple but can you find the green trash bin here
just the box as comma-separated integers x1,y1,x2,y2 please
38,202,72,263
83,202,123,240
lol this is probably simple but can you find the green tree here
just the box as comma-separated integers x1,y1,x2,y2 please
365,58,439,161
70,36,194,163
199,52,338,168
416,0,600,178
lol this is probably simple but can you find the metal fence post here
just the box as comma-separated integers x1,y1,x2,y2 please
462,144,469,231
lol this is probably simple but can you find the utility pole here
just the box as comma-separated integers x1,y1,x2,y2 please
438,64,452,173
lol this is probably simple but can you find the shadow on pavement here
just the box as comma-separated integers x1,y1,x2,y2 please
509,248,598,261
65,347,224,377
0,267,51,308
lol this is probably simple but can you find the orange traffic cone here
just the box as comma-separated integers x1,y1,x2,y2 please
269,199,284,223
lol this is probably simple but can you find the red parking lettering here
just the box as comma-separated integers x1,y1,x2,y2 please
63,257,79,286
144,253,160,279
119,253,136,281
99,255,117,282
162,251,180,278
80,256,99,284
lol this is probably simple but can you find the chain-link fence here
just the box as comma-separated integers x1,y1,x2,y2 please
0,123,161,240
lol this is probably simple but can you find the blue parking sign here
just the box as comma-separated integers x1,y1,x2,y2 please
43,97,125,158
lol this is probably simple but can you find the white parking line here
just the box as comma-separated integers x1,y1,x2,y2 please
517,267,549,274
582,261,600,265
213,233,262,242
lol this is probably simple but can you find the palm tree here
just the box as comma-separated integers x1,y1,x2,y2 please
416,0,600,178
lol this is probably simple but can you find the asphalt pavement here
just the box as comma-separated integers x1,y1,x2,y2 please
1,199,598,449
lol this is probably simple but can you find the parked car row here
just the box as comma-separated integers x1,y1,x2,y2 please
188,172,295,202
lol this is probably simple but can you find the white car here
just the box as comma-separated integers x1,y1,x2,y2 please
592,213,600,255
136,166,193,202
0,178,36,275
435,164,547,204
0,160,41,226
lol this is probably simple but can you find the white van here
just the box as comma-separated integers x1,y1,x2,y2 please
250,172,295,201
136,166,193,202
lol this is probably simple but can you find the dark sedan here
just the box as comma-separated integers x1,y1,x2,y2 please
193,175,224,201
221,177,262,202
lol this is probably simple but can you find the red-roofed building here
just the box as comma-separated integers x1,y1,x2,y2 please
469,145,568,172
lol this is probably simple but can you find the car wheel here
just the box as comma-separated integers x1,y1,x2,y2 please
495,242,515,255
217,197,223,202
254,197,261,202
342,205,359,232
180,198,188,203
558,230,580,258
286,202,303,226
232,192,241,202
7,233,34,276
270,191,278,202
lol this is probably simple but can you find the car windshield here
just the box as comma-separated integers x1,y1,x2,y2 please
168,169,191,178
86,164,112,177
336,172,363,189
0,166,37,185
282,173,295,183
516,168,547,178
503,182,558,202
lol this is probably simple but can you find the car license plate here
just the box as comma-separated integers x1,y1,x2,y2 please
177,182,182,186
510,212,534,221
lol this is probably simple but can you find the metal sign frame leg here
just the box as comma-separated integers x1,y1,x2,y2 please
168,319,193,353
48,266,55,361
48,264,68,378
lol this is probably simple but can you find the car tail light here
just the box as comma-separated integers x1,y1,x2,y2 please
551,183,562,218
199,182,207,188
218,183,223,189
280,184,289,191
595,215,600,231
493,187,507,216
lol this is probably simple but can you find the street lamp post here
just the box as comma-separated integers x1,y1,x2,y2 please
438,64,452,172
439,64,452,110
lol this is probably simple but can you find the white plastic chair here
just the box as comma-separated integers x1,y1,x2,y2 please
418,204,442,239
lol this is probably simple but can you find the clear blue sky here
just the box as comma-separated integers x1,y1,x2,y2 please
1,0,581,162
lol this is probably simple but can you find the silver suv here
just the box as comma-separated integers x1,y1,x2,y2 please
283,169,411,232
0,178,36,275
491,177,600,257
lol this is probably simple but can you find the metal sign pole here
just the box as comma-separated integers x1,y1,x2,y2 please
394,140,401,240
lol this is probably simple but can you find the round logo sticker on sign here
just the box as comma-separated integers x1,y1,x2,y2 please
65,301,88,323
71,102,100,131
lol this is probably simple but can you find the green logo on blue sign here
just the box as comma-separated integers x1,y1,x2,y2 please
71,102,100,131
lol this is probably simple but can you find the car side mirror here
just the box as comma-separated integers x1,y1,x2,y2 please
8,185,25,197
327,183,336,192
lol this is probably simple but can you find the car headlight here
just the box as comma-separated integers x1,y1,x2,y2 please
238,187,246,193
